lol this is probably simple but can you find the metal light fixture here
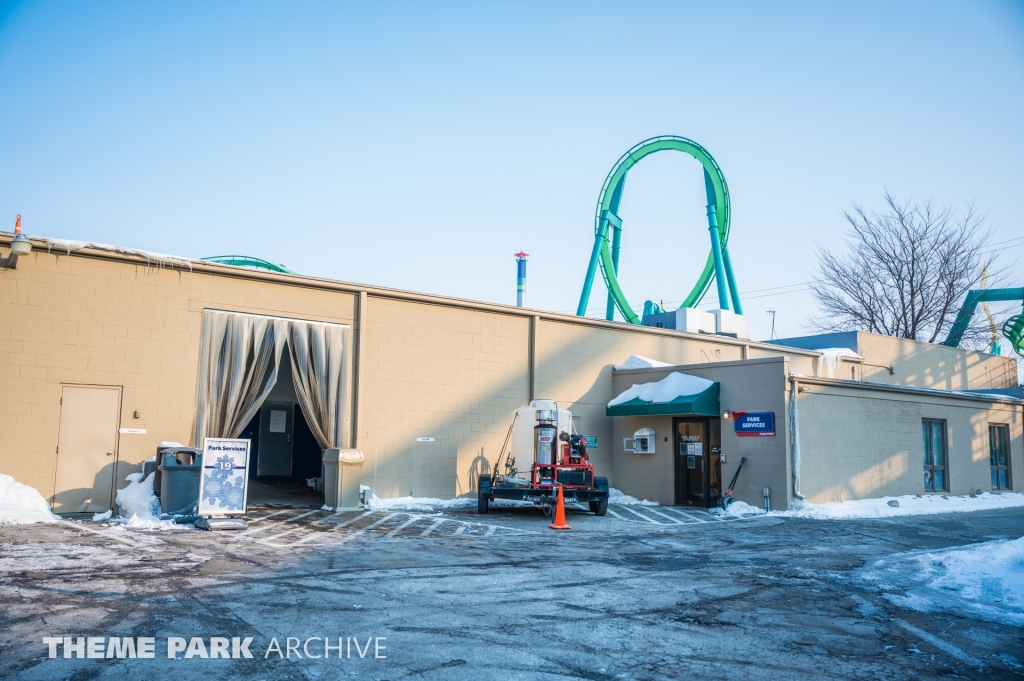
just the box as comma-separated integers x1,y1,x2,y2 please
1,215,32,269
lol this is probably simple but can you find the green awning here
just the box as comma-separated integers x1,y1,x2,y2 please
606,372,720,417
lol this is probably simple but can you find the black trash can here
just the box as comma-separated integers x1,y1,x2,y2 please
159,448,203,515
152,443,184,499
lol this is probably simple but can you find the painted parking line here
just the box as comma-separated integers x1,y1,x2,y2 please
643,507,689,524
605,507,624,519
383,515,423,539
618,506,663,524
656,507,708,523
245,509,290,523
419,518,446,537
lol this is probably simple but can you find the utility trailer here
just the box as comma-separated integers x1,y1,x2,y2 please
478,406,609,516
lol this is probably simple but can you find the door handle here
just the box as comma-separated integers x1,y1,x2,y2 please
106,451,113,456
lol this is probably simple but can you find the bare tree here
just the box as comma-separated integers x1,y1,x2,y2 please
809,193,997,347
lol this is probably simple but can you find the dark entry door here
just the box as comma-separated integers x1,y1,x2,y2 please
257,401,294,476
674,418,722,507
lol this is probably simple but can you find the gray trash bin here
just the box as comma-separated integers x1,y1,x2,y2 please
152,442,183,499
159,448,203,515
323,449,364,509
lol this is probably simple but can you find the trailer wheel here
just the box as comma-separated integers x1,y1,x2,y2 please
478,494,489,514
589,499,608,516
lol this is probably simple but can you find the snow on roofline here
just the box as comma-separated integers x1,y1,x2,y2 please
42,237,195,270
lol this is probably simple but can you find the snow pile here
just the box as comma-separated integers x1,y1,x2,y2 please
777,492,1024,520
608,488,658,506
614,355,673,371
42,237,194,270
609,372,714,407
863,537,1024,627
0,473,59,525
115,472,161,520
110,473,183,529
366,495,476,512
814,348,862,379
710,500,766,517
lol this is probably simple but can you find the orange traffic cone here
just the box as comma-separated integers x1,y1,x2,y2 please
549,485,571,530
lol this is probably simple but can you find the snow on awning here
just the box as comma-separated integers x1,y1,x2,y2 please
607,372,720,417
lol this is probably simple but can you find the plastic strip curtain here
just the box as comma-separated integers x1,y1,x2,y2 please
288,321,349,450
193,310,286,443
193,310,350,448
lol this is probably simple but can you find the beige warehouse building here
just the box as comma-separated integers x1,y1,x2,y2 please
1,233,1021,514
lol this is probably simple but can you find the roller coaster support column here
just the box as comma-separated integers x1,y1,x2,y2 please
577,218,609,317
943,288,1024,348
704,170,731,311
722,248,743,314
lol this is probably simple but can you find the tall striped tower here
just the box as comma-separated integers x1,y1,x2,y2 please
515,252,529,307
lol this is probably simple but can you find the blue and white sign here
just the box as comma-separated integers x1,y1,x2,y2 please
198,438,251,516
733,412,776,437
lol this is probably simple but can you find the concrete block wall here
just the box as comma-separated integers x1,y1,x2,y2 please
844,332,1014,390
797,384,1023,501
610,416,674,503
358,297,530,499
0,249,355,498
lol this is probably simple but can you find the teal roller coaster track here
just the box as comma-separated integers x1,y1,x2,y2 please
577,136,742,324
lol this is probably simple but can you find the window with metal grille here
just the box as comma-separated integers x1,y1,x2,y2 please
922,419,947,492
989,424,1011,490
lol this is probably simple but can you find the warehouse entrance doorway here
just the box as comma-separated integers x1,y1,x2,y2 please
673,417,722,508
193,309,352,508
52,385,122,513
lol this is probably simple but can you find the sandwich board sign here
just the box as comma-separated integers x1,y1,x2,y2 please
198,438,251,516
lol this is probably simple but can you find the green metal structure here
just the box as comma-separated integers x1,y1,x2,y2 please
577,136,742,323
942,287,1024,356
201,255,296,275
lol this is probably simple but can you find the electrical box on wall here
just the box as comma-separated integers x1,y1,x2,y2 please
632,428,656,454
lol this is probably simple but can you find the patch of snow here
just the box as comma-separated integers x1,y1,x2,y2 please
159,441,185,449
814,348,862,378
862,537,1024,627
614,355,673,371
0,473,59,525
365,495,477,512
609,372,715,407
92,510,113,522
608,488,658,506
710,500,766,517
42,237,194,270
776,492,1024,520
112,472,182,529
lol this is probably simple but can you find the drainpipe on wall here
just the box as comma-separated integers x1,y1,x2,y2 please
789,375,807,508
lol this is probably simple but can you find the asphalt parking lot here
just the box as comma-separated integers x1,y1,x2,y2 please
1,503,1022,680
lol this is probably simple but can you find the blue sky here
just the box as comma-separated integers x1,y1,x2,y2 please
1,1,1022,341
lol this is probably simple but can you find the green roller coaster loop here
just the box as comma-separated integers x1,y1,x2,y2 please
577,136,742,324
201,255,296,274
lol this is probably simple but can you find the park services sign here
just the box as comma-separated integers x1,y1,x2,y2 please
733,412,775,437
198,438,251,516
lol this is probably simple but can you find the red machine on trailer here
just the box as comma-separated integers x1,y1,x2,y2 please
478,407,609,516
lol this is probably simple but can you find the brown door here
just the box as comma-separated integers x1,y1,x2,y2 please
674,419,708,506
52,386,122,513
674,417,723,508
